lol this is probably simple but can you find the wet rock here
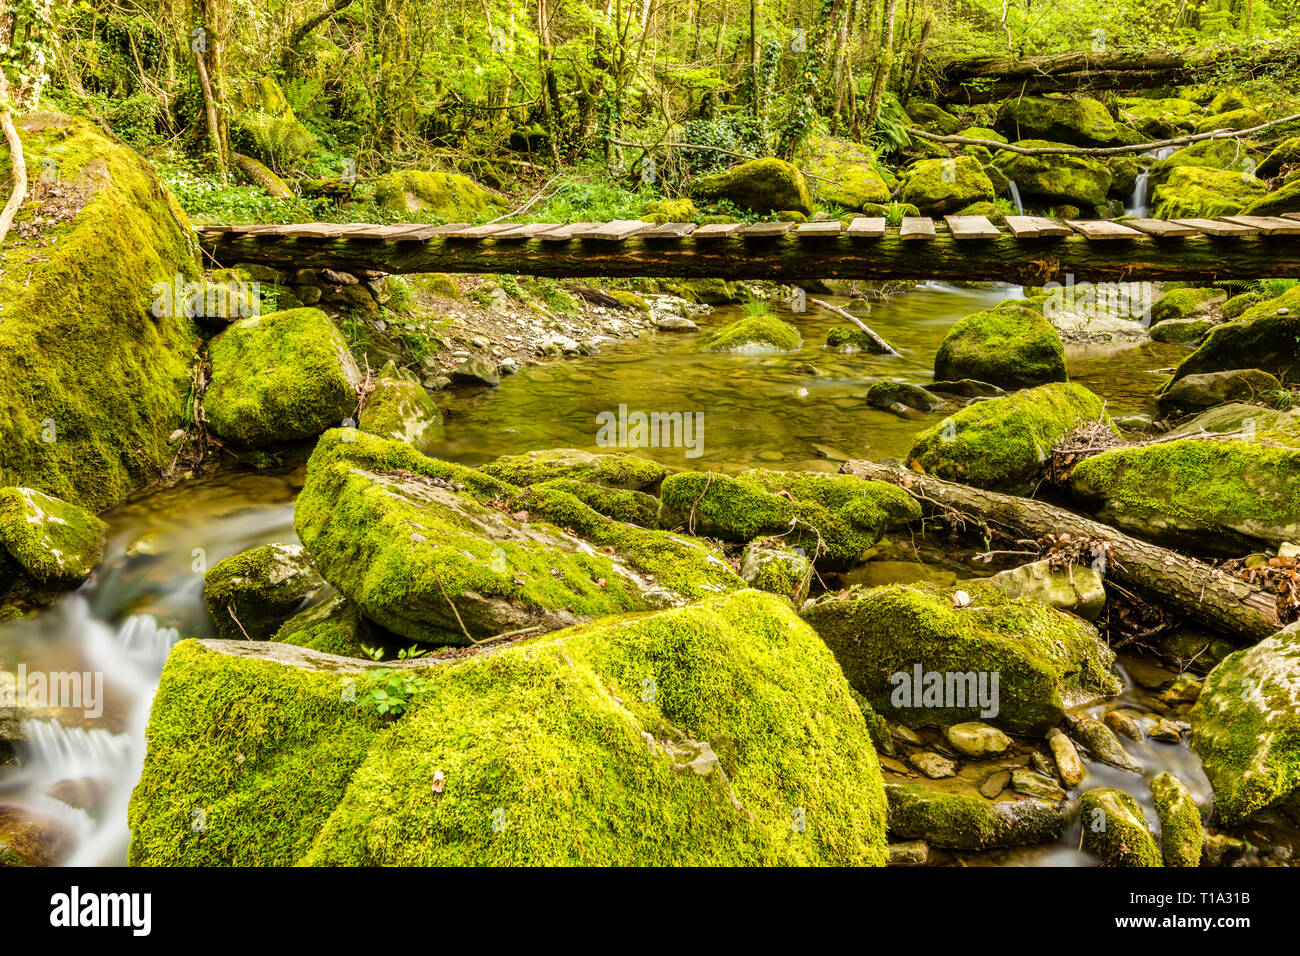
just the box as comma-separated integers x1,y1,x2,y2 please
1012,768,1066,802
1170,288,1300,383
740,541,811,602
203,543,324,641
1150,772,1204,867
1068,715,1143,773
481,448,667,492
927,379,1006,398
701,314,801,353
359,361,444,453
1103,709,1144,741
1156,368,1283,418
1143,715,1184,743
1203,832,1248,867
1078,788,1162,866
887,840,929,865
988,559,1106,621
0,803,75,866
891,723,925,747
801,581,1120,733
910,752,957,779
866,380,946,413
47,777,108,816
1047,728,1086,787
1161,676,1203,704
0,488,107,587
946,722,1011,758
450,354,500,387
826,325,890,353
980,769,1012,799
654,315,698,332
885,782,1067,848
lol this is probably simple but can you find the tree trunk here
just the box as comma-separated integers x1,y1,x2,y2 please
863,0,897,133
900,16,931,107
839,459,1285,641
0,72,26,247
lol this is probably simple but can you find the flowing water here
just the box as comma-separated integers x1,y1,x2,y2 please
0,285,1211,866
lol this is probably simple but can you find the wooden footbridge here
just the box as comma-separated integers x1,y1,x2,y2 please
196,213,1300,284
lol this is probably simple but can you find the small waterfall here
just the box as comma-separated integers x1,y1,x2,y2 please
1126,170,1151,218
1007,180,1025,216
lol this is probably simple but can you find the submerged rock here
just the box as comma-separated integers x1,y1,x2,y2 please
1150,772,1204,867
129,591,889,865
988,559,1106,621
908,382,1108,494
203,543,324,641
0,488,106,587
799,581,1120,733
1079,788,1162,866
691,158,813,215
884,782,1067,848
359,361,444,452
205,308,362,446
1047,728,1086,787
701,314,802,353
1067,715,1143,773
1011,768,1066,802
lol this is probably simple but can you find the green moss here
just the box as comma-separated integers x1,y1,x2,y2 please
528,479,660,528
1171,287,1300,383
658,468,920,563
479,448,666,491
826,326,888,352
1078,788,1162,866
1150,772,1204,867
1152,166,1266,219
701,314,802,353
691,158,813,215
1194,107,1265,134
802,136,890,210
1242,177,1300,216
203,543,324,640
358,361,444,453
900,156,995,216
205,308,361,447
1070,439,1300,551
994,96,1126,146
1118,98,1200,138
127,639,389,866
1258,136,1300,178
0,487,106,585
739,540,810,600
0,113,199,512
659,277,741,305
229,77,319,167
1149,138,1254,186
1149,317,1217,345
800,581,1120,733
372,170,500,219
273,595,374,659
908,382,1107,493
1220,291,1266,320
885,782,1067,848
866,380,944,412
994,141,1112,207
1150,287,1225,325
934,304,1066,390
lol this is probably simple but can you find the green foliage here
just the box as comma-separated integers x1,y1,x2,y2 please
361,668,431,717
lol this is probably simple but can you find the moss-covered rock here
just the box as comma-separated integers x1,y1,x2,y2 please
739,540,810,601
909,102,964,135
0,487,106,586
479,448,666,491
1241,177,1300,216
0,113,199,512
993,141,1113,207
203,543,324,641
1150,771,1204,867
1149,138,1253,187
529,479,661,528
799,581,1120,733
1118,97,1201,138
994,96,1127,146
1195,107,1265,134
131,590,890,865
1151,166,1267,219
1070,437,1300,552
658,469,920,564
900,156,995,216
1258,136,1300,178
933,304,1066,390
1078,788,1162,866
1149,317,1218,345
1189,626,1300,824
884,782,1067,848
229,77,319,167
1170,287,1300,383
691,158,813,215
358,361,443,453
271,594,377,658
865,380,946,413
638,197,697,223
294,430,742,646
701,314,802,353
907,382,1107,493
372,170,501,219
802,136,890,210
205,308,362,446
826,325,889,353
1149,287,1224,325
1156,368,1283,417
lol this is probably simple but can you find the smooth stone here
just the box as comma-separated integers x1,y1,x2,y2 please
909,751,958,779
1104,709,1144,741
980,769,1012,799
1047,728,1086,787
1069,715,1144,773
887,840,929,865
1011,768,1067,802
945,721,1012,758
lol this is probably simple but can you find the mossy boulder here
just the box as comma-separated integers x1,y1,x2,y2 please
909,103,963,135
993,141,1112,207
899,156,995,216
205,308,362,446
1151,165,1266,219
294,430,742,646
658,469,921,564
1118,97,1201,138
1208,89,1252,114
701,314,802,353
1189,626,1300,824
933,304,1067,390
0,487,106,586
358,361,444,453
885,782,1067,848
826,325,889,353
802,136,890,210
638,197,697,223
908,382,1107,494
800,581,1120,733
739,540,811,602
865,380,945,413
1070,437,1300,552
691,158,813,215
1149,317,1218,345
994,96,1126,146
1149,138,1255,187
1170,287,1300,383
203,543,325,641
372,170,501,219
1195,107,1265,134
130,590,890,865
229,77,319,167
1156,368,1282,417
272,594,378,659
479,448,666,492
529,479,661,529
1078,788,1162,866
0,113,199,512
1258,136,1300,178
1150,771,1204,867
1241,177,1300,216
1150,287,1225,325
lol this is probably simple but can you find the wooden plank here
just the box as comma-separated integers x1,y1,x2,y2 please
1171,218,1258,237
1066,219,1143,240
1122,218,1200,238
692,222,746,239
899,217,936,240
846,216,887,238
1003,216,1042,238
795,220,842,238
944,215,1001,239
582,219,655,240
1285,213,1300,222
536,222,604,241
741,221,798,238
492,222,567,240
640,221,698,239
427,223,472,236
1219,215,1300,236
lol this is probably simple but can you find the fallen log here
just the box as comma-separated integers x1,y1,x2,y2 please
808,296,899,355
840,458,1284,641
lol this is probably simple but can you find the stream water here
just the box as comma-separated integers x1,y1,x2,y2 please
0,284,1215,866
